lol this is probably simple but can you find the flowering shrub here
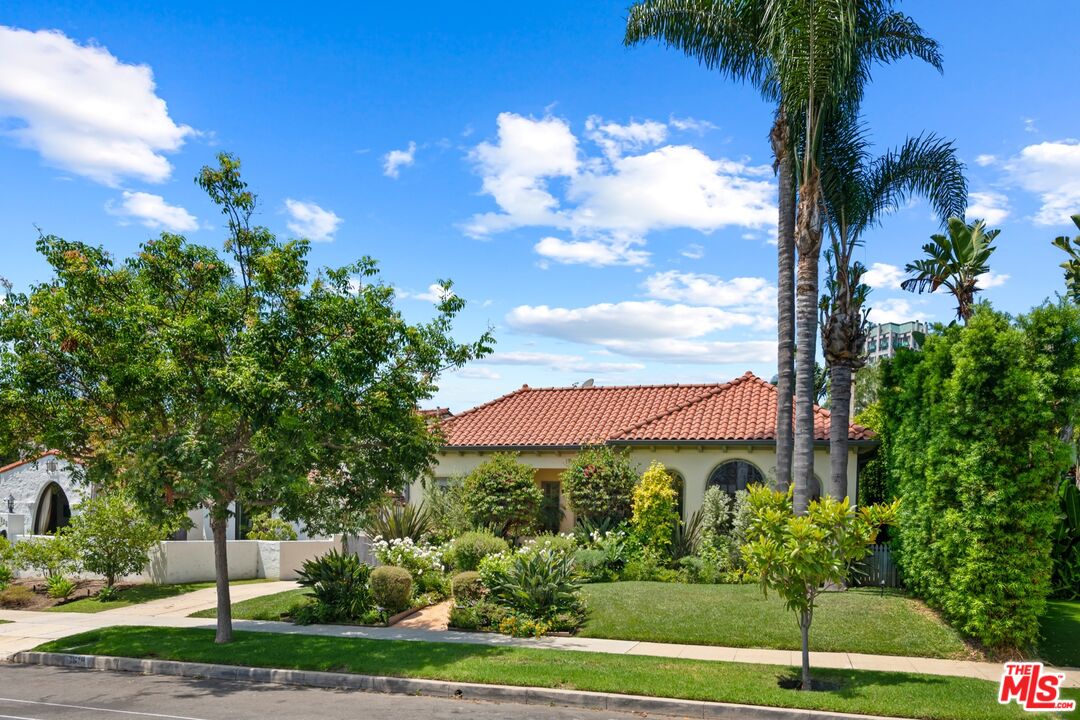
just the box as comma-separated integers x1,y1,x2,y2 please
372,536,445,594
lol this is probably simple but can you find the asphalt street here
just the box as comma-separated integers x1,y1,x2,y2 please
0,665,660,720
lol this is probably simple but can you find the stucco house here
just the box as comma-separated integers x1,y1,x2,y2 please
410,371,875,532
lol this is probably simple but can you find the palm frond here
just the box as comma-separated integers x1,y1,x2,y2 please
862,133,967,232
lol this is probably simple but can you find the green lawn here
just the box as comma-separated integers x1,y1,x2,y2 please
581,582,971,659
1040,600,1080,668
46,579,267,614
189,588,311,620
34,626,1055,720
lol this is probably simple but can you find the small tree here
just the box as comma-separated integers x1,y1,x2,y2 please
560,445,637,525
462,453,542,538
742,485,897,690
68,492,172,588
15,534,79,580
630,461,677,557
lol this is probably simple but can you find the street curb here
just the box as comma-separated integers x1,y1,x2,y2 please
11,651,895,720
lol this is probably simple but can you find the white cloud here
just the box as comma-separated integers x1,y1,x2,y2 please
867,298,928,324
481,351,644,374
383,141,417,178
977,271,1009,289
669,116,718,134
642,270,775,310
106,191,198,232
508,301,770,342
585,115,667,160
599,338,776,364
861,263,906,291
464,113,775,246
0,26,194,185
681,243,705,259
974,154,997,167
1004,140,1080,226
398,283,454,303
454,366,501,380
1023,117,1038,134
283,199,342,241
966,191,1010,225
534,236,648,267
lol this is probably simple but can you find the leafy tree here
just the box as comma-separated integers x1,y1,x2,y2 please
1052,214,1080,304
461,453,542,538
631,461,678,557
0,153,491,642
818,116,966,498
884,307,1069,648
742,485,897,690
901,217,999,322
68,492,173,588
560,445,637,525
15,534,79,580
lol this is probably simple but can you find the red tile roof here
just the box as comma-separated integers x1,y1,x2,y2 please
439,372,873,448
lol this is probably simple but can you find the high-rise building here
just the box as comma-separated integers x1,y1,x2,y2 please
864,320,929,361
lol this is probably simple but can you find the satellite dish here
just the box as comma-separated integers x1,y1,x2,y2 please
581,378,595,388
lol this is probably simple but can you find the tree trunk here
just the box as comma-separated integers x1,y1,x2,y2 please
211,511,233,644
799,609,813,691
773,113,796,491
793,173,823,516
828,364,852,501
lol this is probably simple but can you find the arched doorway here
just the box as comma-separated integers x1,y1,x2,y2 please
34,482,72,534
707,460,765,496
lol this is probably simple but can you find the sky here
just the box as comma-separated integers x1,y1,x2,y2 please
1,1,1078,412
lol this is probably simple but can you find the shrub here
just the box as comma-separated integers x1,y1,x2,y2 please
448,599,508,630
16,534,79,579
885,308,1071,648
67,491,168,588
620,556,680,583
0,565,11,588
670,507,703,561
46,575,77,600
247,513,298,541
461,453,542,538
0,585,33,608
295,549,373,623
371,536,445,594
422,476,473,542
97,585,119,602
484,546,582,621
524,533,576,555
630,462,677,557
446,531,508,571
451,571,484,602
370,566,413,613
573,548,610,583
560,446,637,525
363,502,432,542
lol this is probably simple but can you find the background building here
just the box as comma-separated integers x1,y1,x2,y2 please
864,321,929,362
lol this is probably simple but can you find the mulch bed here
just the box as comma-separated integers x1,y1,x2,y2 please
2,578,118,611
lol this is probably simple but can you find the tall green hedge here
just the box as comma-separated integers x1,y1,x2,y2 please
884,307,1071,649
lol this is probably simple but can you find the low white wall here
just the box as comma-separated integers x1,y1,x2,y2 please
275,539,340,580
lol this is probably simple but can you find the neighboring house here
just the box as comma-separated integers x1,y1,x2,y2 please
0,450,87,536
864,320,929,362
410,372,875,532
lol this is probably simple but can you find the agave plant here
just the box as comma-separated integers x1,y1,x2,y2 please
362,501,433,542
485,547,581,620
296,549,373,621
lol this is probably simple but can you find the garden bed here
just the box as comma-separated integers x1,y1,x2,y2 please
189,587,431,628
0,578,110,611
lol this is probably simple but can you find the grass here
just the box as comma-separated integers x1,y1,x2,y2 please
34,626,1057,720
580,582,971,659
1040,600,1080,668
189,588,311,620
45,579,268,614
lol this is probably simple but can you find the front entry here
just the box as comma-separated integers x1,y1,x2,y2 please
33,482,72,534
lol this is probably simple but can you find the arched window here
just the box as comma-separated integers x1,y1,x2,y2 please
707,460,764,496
668,471,685,521
810,475,823,503
33,482,71,535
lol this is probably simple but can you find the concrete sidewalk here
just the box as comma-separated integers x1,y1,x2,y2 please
0,583,1075,689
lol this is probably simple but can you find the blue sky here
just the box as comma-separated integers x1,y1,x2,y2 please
2,1,1078,411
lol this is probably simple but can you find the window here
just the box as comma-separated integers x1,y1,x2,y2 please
669,471,685,520
46,460,57,473
540,481,562,533
707,460,764,496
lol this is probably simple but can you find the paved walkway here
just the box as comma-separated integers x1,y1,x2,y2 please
0,583,1075,689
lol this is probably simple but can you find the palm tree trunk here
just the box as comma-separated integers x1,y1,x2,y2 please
828,364,852,500
211,510,233,644
794,176,823,516
773,112,796,491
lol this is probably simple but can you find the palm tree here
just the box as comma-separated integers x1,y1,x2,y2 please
624,0,798,490
763,0,943,515
625,0,942,505
901,217,999,322
818,119,966,499
1052,214,1080,303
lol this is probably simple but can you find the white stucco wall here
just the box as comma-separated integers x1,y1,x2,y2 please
412,443,861,526
0,454,87,536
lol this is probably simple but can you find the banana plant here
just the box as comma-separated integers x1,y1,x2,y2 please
1052,214,1080,304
